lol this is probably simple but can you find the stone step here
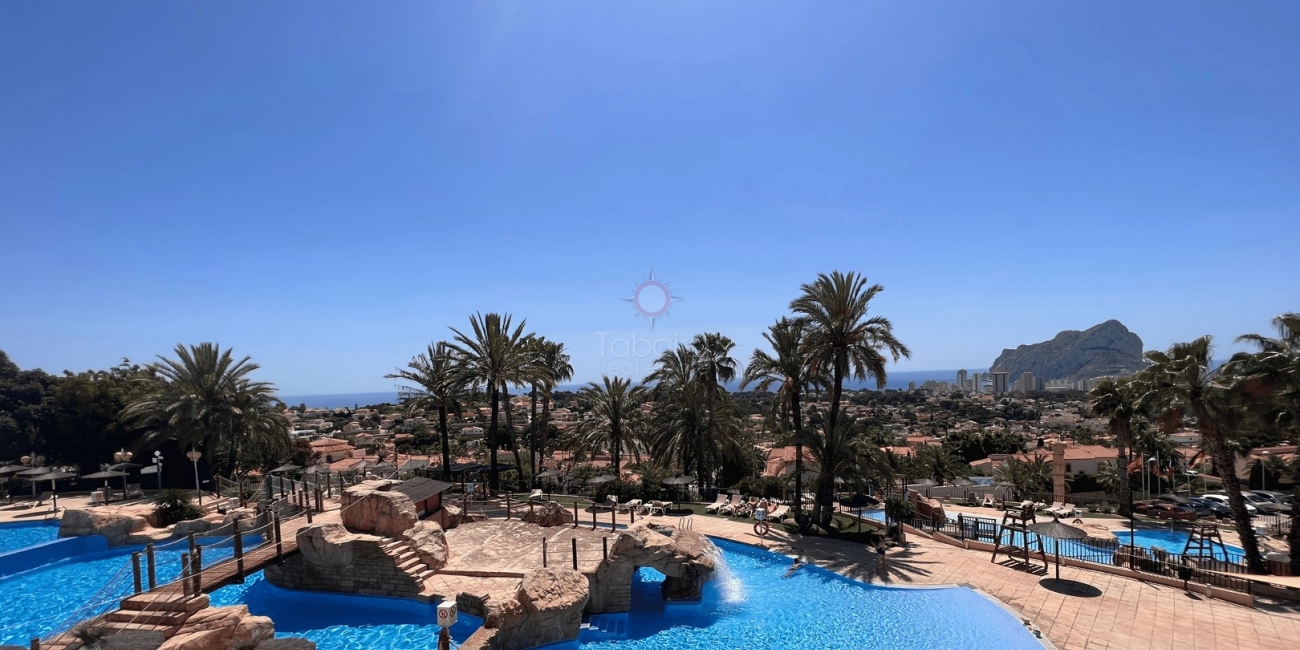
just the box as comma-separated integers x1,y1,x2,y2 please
120,593,210,614
397,557,424,572
105,609,191,627
394,550,418,564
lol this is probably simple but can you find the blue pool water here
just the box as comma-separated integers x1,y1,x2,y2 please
211,538,1041,650
0,535,259,645
210,574,484,649
1109,529,1244,562
0,521,60,555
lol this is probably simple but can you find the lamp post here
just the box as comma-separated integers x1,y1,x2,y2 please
114,449,134,499
153,451,164,491
187,449,203,505
1261,451,1271,491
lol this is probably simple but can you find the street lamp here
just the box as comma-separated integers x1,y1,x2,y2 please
186,449,203,505
152,451,164,491
1260,451,1271,491
113,449,133,464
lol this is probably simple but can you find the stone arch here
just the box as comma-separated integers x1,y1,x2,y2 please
586,523,715,614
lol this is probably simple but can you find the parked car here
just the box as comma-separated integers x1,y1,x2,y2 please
1158,494,1210,517
1184,497,1232,518
1201,493,1257,515
1242,491,1289,514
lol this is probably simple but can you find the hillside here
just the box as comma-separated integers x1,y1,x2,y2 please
989,320,1145,381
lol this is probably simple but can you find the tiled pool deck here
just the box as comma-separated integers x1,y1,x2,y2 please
645,514,1300,650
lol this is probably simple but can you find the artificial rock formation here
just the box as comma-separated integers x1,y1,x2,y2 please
59,509,147,547
587,523,715,613
221,508,258,528
464,568,590,650
907,491,947,524
341,480,419,537
402,521,449,571
520,501,574,528
433,504,463,530
156,605,274,650
265,523,423,598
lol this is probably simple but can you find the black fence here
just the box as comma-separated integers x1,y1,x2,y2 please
894,512,1270,592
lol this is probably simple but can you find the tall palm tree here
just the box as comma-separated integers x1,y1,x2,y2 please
691,332,738,478
911,444,966,485
1136,337,1266,573
1089,378,1138,515
801,410,863,527
791,271,909,517
387,342,465,481
447,313,545,492
528,338,572,484
221,379,292,479
741,317,819,517
647,344,744,486
1232,313,1300,574
123,343,289,480
573,376,645,477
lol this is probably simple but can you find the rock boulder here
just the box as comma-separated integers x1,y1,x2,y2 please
59,509,147,547
341,481,419,536
588,523,715,613
402,521,449,571
521,501,574,528
172,518,211,537
433,504,463,530
221,508,258,528
484,568,590,650
297,523,381,568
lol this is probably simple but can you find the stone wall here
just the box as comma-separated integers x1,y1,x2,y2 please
265,527,422,598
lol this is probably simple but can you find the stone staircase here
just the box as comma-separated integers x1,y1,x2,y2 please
580,613,629,641
379,537,439,584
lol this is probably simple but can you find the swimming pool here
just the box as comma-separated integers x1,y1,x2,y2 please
1109,528,1244,562
0,521,60,555
0,534,260,645
207,537,1042,650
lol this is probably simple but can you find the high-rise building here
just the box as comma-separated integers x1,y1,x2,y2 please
990,371,1010,394
1016,371,1038,393
908,381,917,391
971,372,982,393
957,369,968,391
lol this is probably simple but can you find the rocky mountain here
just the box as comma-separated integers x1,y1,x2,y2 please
990,320,1146,381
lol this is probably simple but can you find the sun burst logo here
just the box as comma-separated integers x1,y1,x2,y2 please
622,270,682,330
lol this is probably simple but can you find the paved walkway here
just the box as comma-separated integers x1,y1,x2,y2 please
647,514,1300,650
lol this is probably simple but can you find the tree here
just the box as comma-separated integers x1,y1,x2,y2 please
447,313,545,492
1135,337,1267,573
572,376,645,476
0,350,55,462
791,271,909,519
993,456,1051,499
387,342,466,481
122,343,290,483
801,411,864,528
1089,378,1138,516
911,444,967,485
530,338,572,484
1249,453,1291,492
647,344,745,486
741,317,819,519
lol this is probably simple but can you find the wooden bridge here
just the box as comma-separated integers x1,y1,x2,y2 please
41,503,338,649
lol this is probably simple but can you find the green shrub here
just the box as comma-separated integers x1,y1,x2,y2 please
884,496,915,521
155,488,203,527
733,476,785,499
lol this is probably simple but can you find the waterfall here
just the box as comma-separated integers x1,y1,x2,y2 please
703,541,744,605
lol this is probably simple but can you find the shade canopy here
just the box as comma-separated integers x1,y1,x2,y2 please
303,465,332,475
28,470,78,481
534,470,563,479
270,463,302,473
586,474,617,485
83,470,130,479
17,467,51,477
1026,517,1088,540
0,465,27,476
661,476,696,486
108,462,142,471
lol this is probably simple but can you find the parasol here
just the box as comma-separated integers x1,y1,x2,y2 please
1026,516,1089,580
586,474,617,485
270,463,302,473
661,476,696,486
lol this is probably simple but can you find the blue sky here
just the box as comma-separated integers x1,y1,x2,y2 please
2,1,1297,395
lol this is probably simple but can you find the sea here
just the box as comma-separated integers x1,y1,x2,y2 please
278,369,987,409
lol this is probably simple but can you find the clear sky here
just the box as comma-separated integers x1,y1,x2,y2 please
2,1,1297,395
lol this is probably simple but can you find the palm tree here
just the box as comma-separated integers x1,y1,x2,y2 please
528,339,572,484
573,376,645,477
647,344,744,486
1089,378,1138,515
791,271,909,517
741,317,818,517
993,456,1052,499
123,343,289,480
1250,453,1291,492
911,444,966,485
691,332,738,476
447,313,545,492
1094,461,1121,496
801,411,866,527
387,342,465,481
1136,337,1267,573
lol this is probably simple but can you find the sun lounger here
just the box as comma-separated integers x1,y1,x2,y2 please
619,499,643,513
768,504,790,522
24,492,51,510
1043,502,1065,516
642,500,670,516
718,494,744,516
981,495,995,508
704,494,728,513
125,484,144,500
528,489,544,502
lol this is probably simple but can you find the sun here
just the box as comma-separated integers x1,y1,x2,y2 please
622,270,683,330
